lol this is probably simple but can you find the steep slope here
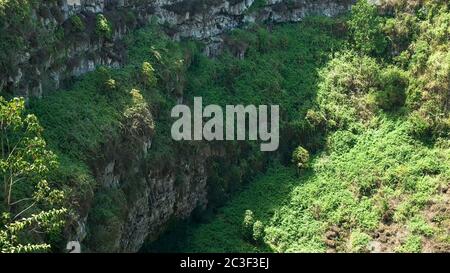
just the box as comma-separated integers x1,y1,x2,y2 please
1,0,448,253
146,0,450,253
148,119,449,253
1,0,355,252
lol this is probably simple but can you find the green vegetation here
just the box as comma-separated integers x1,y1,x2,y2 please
95,14,112,39
0,0,36,75
184,16,346,161
141,62,157,87
348,229,371,252
70,15,85,32
242,209,255,240
0,97,66,252
147,118,449,253
252,220,265,243
396,234,422,253
1,0,449,253
147,0,450,253
292,146,310,170
348,0,387,56
26,24,190,251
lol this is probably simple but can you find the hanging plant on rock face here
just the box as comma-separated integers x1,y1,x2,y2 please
95,14,112,40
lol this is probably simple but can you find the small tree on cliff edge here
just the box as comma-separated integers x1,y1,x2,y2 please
0,97,66,253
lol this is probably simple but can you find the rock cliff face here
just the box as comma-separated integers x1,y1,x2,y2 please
1,0,353,98
88,127,214,252
1,0,354,252
82,103,229,251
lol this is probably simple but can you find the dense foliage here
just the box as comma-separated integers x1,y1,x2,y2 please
0,97,66,252
0,0,448,252
27,24,189,252
147,0,449,253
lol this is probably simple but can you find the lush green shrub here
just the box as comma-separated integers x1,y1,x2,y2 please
70,15,85,32
252,220,265,243
141,62,157,87
406,107,433,139
316,51,382,127
305,109,326,127
104,78,117,91
242,210,255,240
376,66,408,110
292,146,310,170
402,3,450,139
123,88,155,138
95,14,112,39
383,13,419,54
327,130,357,154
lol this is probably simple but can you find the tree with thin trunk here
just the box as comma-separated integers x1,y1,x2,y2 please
0,97,66,253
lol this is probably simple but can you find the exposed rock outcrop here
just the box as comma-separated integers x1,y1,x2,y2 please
0,0,354,98
89,127,212,252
